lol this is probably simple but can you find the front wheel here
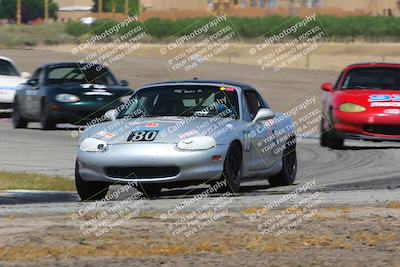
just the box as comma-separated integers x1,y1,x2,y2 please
221,142,242,193
12,99,28,129
75,160,109,201
268,141,297,187
327,127,344,149
320,118,328,147
40,99,56,130
325,111,344,149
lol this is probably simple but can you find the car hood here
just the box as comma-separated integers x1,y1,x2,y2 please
0,75,27,89
81,117,244,145
334,89,400,109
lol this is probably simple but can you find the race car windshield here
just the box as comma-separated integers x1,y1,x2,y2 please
342,67,400,90
119,85,240,119
45,65,118,85
0,59,19,76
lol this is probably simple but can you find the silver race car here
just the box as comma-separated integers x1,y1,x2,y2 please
75,80,297,200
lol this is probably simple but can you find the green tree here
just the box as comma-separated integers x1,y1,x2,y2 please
0,0,58,23
92,0,140,16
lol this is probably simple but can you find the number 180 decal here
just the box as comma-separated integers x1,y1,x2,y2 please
127,130,158,142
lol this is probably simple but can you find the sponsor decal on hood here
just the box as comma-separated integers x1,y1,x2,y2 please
96,131,114,139
384,109,400,115
369,94,400,107
81,84,107,89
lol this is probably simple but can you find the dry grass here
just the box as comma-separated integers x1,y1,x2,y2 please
0,171,74,191
387,201,400,209
0,229,397,261
0,207,398,262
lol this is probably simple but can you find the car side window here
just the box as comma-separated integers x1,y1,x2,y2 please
244,91,262,120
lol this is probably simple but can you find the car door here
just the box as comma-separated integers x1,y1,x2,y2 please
25,68,43,117
243,89,277,171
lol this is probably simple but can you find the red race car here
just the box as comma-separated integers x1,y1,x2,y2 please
320,62,400,149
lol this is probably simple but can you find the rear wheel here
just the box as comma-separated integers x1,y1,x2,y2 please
75,160,109,201
12,99,28,129
137,184,162,198
40,99,56,130
222,142,242,193
268,140,297,187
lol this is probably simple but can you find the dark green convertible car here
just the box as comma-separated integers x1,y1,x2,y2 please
12,62,133,130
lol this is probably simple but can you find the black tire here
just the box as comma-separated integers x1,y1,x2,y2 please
320,117,328,147
75,160,109,201
12,99,28,129
326,111,344,149
40,99,56,130
327,128,344,149
268,140,297,187
137,184,162,198
222,142,242,193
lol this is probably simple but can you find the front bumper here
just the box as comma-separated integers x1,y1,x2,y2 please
0,89,16,105
333,109,400,141
49,101,121,125
77,143,228,184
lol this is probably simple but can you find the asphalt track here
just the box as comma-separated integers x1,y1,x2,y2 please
0,49,399,204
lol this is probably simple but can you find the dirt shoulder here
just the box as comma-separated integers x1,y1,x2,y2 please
0,203,399,267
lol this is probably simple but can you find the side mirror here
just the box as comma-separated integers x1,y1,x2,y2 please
21,72,31,79
105,109,118,121
321,82,333,92
253,108,275,123
27,79,38,87
120,80,129,86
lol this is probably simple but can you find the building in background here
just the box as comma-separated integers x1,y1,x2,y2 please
141,0,208,11
218,0,400,16
53,0,93,21
52,0,400,22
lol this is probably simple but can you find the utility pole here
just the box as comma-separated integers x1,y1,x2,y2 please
44,0,49,22
125,0,129,16
289,0,296,16
98,0,103,13
16,0,21,24
112,0,116,19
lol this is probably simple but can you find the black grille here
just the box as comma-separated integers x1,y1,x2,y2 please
105,166,180,179
363,125,400,135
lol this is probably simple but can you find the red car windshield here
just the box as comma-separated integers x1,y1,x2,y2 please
341,67,400,90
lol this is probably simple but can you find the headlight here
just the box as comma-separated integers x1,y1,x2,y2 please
119,95,131,103
177,136,216,151
80,138,108,152
339,103,366,113
56,94,80,103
